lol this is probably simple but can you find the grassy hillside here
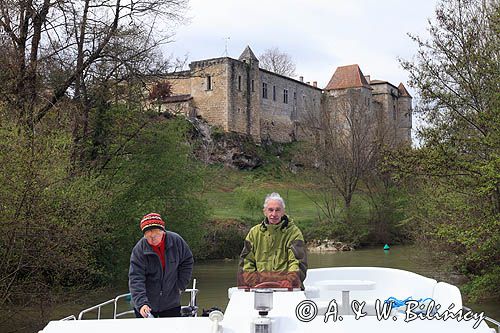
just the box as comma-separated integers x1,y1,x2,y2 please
203,170,324,222
197,159,381,252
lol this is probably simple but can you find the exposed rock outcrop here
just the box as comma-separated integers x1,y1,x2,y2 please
188,117,262,170
307,239,354,252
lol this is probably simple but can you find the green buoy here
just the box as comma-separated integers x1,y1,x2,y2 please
384,244,390,250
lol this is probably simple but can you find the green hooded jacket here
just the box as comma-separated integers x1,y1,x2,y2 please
238,216,307,286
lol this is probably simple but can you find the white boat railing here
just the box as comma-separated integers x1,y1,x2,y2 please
464,306,499,333
78,298,115,320
113,293,135,319
71,279,199,320
185,278,199,317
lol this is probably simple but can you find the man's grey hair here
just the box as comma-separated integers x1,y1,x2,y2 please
263,192,286,209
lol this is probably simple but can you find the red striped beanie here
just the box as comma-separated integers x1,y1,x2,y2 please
140,213,165,233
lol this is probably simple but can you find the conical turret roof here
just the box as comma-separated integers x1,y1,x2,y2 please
398,83,412,97
239,46,259,62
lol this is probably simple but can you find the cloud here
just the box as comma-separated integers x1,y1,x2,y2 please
165,0,438,93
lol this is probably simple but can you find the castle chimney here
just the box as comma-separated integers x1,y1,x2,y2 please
313,81,317,87
299,76,304,82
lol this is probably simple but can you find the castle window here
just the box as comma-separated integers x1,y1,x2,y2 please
251,80,255,92
273,86,276,101
206,75,212,90
283,89,288,104
262,83,268,99
393,105,397,120
238,76,242,91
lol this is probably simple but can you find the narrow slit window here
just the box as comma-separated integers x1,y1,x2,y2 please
206,75,212,90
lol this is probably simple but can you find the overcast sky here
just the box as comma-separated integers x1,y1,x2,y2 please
166,0,439,96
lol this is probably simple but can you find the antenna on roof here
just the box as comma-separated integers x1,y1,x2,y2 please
222,37,230,56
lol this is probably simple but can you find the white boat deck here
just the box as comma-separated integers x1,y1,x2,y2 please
39,267,498,333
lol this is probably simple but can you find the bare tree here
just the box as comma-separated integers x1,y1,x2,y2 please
0,0,187,130
0,0,189,176
259,47,296,77
300,90,383,223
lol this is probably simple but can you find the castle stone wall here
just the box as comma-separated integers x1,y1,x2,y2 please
168,74,192,95
397,96,412,144
259,71,322,142
227,59,261,141
160,100,194,117
163,49,412,146
372,82,412,145
188,59,230,131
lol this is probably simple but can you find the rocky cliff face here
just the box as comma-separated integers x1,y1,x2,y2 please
188,117,262,170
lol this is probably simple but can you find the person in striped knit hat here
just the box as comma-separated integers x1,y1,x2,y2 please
129,212,193,318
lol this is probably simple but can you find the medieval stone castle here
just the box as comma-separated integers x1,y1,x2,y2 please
161,46,412,145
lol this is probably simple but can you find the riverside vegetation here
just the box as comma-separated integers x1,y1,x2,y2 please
0,0,498,332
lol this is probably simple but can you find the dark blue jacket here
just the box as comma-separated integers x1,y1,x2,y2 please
128,231,193,312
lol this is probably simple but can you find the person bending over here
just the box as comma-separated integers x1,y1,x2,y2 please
129,212,193,318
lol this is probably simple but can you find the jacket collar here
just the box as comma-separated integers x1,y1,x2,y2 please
142,231,173,253
259,215,290,231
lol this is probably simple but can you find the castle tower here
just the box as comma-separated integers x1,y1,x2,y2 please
324,64,373,96
184,57,232,131
397,83,412,144
323,64,373,136
226,46,261,141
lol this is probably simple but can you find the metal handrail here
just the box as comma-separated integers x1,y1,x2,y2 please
184,278,199,317
114,293,135,319
77,279,199,320
463,306,499,333
78,298,115,320
60,315,76,321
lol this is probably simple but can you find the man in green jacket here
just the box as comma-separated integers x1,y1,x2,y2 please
238,192,307,289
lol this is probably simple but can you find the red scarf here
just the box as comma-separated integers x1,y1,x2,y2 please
150,233,166,269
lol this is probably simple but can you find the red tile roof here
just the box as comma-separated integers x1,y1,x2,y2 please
398,83,412,97
325,64,372,90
